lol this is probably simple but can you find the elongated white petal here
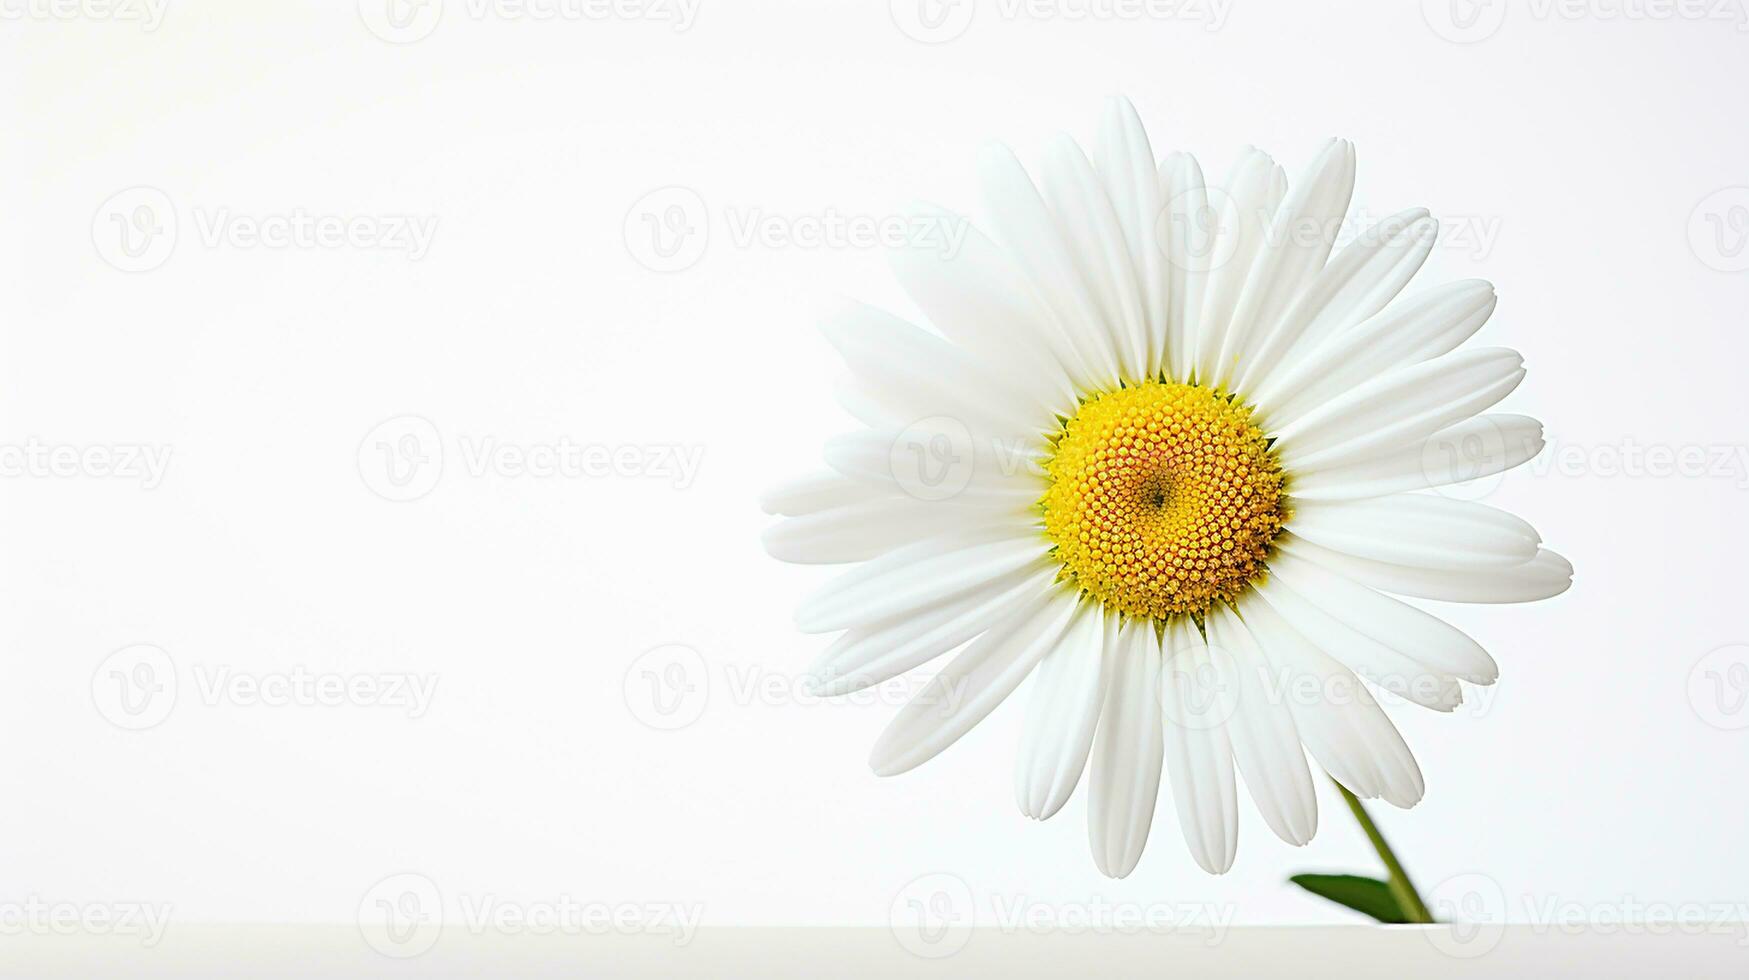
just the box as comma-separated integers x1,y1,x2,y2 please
886,205,1079,411
1237,594,1424,808
1015,605,1109,820
1038,134,1148,384
823,427,1045,502
1195,149,1283,385
1271,545,1498,684
1287,494,1539,570
819,300,1051,437
796,531,1049,633
1274,347,1526,472
763,497,1011,565
1161,617,1239,873
1255,279,1498,429
1285,539,1574,604
810,566,1057,694
1220,139,1356,392
1251,575,1464,711
1290,414,1545,501
1088,618,1165,878
1295,210,1439,348
977,143,1116,391
760,471,892,516
1205,604,1318,846
1095,96,1168,378
1159,152,1209,381
869,587,1079,776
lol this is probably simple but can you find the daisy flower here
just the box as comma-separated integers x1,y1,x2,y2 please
761,99,1570,879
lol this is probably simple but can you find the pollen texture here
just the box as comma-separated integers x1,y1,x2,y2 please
1041,381,1288,621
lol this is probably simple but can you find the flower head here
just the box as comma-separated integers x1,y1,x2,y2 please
762,99,1570,878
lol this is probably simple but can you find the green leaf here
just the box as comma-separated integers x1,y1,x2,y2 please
1289,873,1412,924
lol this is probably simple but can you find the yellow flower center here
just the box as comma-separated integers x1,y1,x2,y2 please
1040,381,1288,621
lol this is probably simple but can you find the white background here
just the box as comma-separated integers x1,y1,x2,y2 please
4,0,1748,934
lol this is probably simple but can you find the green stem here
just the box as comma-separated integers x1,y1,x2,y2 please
1335,780,1434,924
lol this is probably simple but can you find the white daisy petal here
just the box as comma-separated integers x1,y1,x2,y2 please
1015,605,1110,820
1088,617,1165,878
1205,604,1319,847
869,586,1079,777
822,427,1044,501
820,300,1051,436
1039,134,1149,384
1274,347,1526,472
759,471,892,516
1289,413,1546,501
796,531,1050,633
1195,148,1283,385
762,496,1002,565
1262,208,1439,371
1255,279,1498,430
1237,594,1425,808
1284,539,1574,605
1095,96,1168,377
1161,617,1239,874
1270,545,1499,685
1251,574,1465,711
1287,494,1540,570
886,204,1080,410
977,143,1118,391
810,566,1057,694
1221,139,1356,392
1159,152,1209,381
